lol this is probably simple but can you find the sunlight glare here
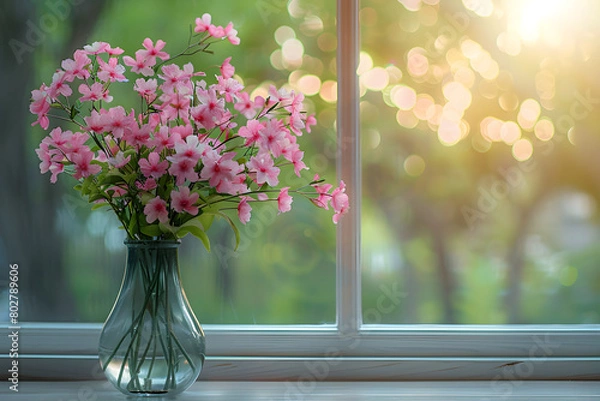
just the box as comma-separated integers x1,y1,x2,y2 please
515,0,570,44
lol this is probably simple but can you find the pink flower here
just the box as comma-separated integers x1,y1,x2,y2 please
246,153,280,186
71,150,101,180
83,110,107,133
108,151,131,168
200,151,244,195
158,63,198,94
258,119,288,157
237,196,252,224
150,126,176,152
30,85,51,129
290,149,307,177
220,57,235,79
194,14,212,33
97,57,127,83
331,181,349,224
208,24,225,39
277,187,293,214
83,41,123,55
136,178,157,191
104,106,135,139
48,71,72,100
170,135,204,164
123,50,156,76
139,38,170,61
158,92,190,121
305,114,317,133
49,163,65,183
139,152,169,179
126,124,152,149
238,120,264,146
144,196,169,224
171,186,199,215
79,82,112,103
168,158,198,185
170,124,193,141
224,22,240,45
235,92,261,119
268,85,292,103
62,132,88,157
61,50,91,81
133,78,158,102
310,175,332,210
215,76,243,103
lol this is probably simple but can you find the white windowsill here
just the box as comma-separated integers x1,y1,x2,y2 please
2,381,599,400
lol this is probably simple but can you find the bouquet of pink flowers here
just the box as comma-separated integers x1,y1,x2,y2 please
30,14,348,249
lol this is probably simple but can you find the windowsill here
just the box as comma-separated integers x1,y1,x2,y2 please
2,381,599,400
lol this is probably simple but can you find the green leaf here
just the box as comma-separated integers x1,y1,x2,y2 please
124,172,139,186
70,105,79,120
98,172,126,187
179,224,211,252
140,224,162,237
128,216,139,237
91,202,109,211
214,211,241,251
159,222,177,234
88,191,105,203
198,212,214,231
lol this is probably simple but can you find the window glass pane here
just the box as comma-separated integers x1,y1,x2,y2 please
361,0,600,324
2,0,337,324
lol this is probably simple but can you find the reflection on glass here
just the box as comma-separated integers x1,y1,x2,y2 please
362,0,600,324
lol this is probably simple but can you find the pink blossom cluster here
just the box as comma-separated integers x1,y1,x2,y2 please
31,15,348,241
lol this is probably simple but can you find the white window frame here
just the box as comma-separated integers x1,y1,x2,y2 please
1,0,599,381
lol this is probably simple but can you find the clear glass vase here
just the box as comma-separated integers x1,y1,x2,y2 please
99,240,205,396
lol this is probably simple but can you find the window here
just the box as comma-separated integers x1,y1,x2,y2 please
1,0,598,382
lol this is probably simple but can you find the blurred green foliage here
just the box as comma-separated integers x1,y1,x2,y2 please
26,0,599,325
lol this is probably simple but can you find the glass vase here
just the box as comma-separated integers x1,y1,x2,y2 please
99,240,205,396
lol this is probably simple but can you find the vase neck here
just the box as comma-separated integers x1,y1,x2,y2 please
124,240,182,280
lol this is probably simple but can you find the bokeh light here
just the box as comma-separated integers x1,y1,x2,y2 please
497,31,522,56
407,48,429,77
398,0,422,12
534,118,555,141
404,154,426,176
396,109,419,128
517,98,541,130
361,67,390,91
282,38,304,67
274,26,295,46
319,80,337,103
500,121,521,145
462,0,494,17
443,81,472,111
391,85,417,110
296,74,321,96
357,51,374,75
512,138,534,161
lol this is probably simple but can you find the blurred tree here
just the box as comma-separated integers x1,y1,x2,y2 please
0,0,108,320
